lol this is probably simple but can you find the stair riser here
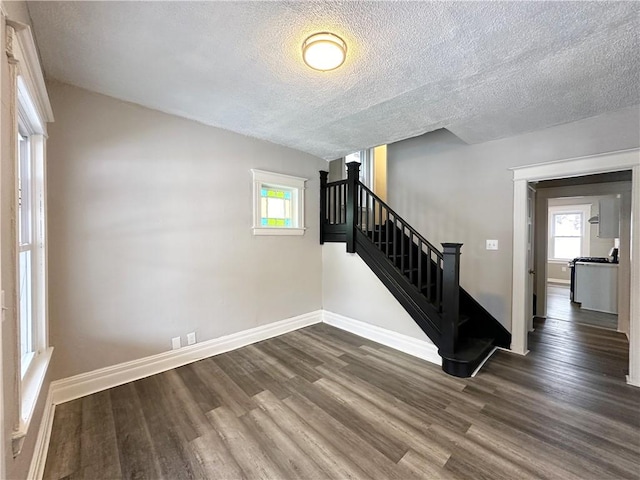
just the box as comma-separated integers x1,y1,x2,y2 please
321,176,511,379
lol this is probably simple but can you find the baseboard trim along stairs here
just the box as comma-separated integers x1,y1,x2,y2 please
320,165,511,379
323,311,441,365
49,310,442,406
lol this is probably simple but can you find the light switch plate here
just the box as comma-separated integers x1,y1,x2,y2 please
486,239,499,250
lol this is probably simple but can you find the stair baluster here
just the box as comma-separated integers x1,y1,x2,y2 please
319,165,510,377
346,162,359,253
319,171,328,244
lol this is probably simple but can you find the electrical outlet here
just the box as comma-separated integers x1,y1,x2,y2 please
562,266,567,272
486,239,499,250
187,332,197,346
171,336,181,350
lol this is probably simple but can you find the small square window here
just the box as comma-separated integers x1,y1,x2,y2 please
251,170,307,236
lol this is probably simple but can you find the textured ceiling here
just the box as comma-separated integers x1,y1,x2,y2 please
27,1,640,160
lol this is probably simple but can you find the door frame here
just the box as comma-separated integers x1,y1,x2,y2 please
526,185,536,333
510,148,640,387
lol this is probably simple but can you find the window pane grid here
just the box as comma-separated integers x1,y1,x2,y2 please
17,130,38,374
260,187,294,228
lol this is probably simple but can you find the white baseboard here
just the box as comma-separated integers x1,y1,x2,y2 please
50,310,322,405
471,346,498,377
51,308,442,407
322,310,441,366
27,385,55,480
504,344,530,356
37,308,442,480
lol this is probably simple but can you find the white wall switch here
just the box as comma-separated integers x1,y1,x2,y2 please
187,332,197,345
486,239,499,250
171,336,181,350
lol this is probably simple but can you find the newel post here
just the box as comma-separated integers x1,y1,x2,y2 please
441,243,463,355
345,161,361,253
319,171,328,244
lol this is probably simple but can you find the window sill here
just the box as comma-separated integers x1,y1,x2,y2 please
12,347,53,457
252,227,306,236
548,259,573,264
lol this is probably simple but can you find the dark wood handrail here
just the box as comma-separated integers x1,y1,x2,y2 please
319,165,511,370
320,164,462,355
357,182,443,260
325,179,348,187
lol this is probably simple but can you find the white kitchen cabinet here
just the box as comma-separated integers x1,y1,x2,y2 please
598,197,620,238
574,262,618,314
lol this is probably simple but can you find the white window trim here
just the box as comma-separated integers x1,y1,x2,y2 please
547,204,591,261
6,18,54,456
7,20,54,132
251,169,307,236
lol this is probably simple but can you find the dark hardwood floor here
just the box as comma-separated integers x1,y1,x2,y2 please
547,283,618,330
43,322,640,480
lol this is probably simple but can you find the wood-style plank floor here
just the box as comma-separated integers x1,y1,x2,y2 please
43,322,640,480
547,283,618,330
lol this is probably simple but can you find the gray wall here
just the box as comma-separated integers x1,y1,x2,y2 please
322,244,433,344
46,82,327,380
328,158,345,182
387,106,640,329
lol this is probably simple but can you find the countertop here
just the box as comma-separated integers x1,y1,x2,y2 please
575,262,618,267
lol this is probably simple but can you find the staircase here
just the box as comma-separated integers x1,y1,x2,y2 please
320,162,511,377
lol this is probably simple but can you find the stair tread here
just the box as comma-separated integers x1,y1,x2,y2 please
354,221,509,378
439,337,494,363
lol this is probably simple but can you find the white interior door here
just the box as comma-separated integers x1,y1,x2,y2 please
527,185,536,332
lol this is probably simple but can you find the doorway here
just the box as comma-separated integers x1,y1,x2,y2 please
510,148,640,386
543,194,621,331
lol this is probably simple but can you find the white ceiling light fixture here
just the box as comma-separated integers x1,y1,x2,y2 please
302,32,346,71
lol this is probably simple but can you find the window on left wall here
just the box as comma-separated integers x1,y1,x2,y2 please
7,19,53,456
14,78,51,448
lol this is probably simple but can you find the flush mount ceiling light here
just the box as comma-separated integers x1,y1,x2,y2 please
302,32,347,71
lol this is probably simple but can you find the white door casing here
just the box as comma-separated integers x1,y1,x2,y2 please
510,149,640,387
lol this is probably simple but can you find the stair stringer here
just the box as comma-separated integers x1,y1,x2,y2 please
355,230,442,346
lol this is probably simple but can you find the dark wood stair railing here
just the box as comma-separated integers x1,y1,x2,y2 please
320,161,511,377
320,171,348,243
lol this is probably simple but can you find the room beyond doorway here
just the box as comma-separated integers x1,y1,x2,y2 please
546,283,618,330
509,149,639,387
